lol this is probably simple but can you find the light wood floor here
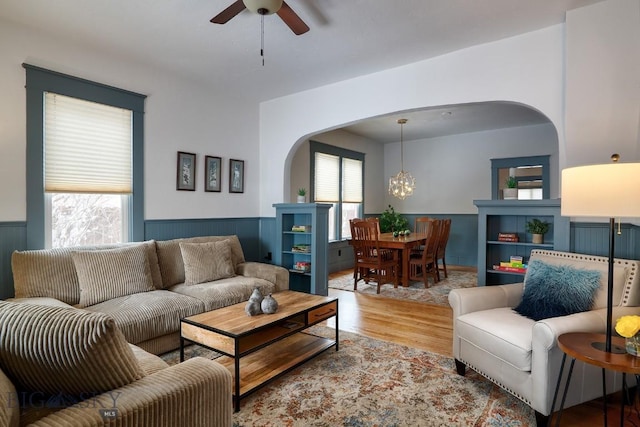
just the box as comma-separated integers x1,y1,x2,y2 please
324,268,633,427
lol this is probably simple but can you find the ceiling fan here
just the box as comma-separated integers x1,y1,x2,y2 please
211,0,310,35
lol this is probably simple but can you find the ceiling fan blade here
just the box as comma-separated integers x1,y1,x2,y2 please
276,1,310,35
210,0,246,24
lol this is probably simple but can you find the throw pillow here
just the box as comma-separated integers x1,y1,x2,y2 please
0,301,144,397
514,260,601,321
73,244,155,308
179,240,236,285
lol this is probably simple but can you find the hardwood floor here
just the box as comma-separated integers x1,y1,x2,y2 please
324,269,635,427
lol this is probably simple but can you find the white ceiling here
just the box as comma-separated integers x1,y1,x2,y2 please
0,0,602,140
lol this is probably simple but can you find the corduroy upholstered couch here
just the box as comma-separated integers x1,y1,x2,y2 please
1,235,289,426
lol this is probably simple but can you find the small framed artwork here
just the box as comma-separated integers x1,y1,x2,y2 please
205,156,222,192
176,151,196,191
229,159,244,193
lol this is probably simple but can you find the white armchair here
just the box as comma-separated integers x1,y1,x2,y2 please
449,250,640,426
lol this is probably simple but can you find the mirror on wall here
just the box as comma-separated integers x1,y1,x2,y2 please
492,155,550,200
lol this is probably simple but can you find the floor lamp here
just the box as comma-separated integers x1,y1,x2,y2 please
561,155,640,353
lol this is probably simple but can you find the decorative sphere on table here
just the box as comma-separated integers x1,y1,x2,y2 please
404,229,410,236
261,294,279,314
393,231,399,237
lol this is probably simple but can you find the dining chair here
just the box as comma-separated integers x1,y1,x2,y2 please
411,216,434,257
408,219,441,287
436,218,452,280
350,219,399,293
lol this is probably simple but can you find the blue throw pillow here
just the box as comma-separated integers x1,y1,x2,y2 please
514,260,601,321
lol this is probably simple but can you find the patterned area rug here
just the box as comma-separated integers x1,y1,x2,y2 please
161,326,535,426
329,269,477,306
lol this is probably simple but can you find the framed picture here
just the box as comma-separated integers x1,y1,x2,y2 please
205,156,222,192
176,151,196,191
229,159,244,193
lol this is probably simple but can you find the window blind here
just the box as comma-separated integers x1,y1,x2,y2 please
44,92,133,193
314,152,340,202
342,157,362,203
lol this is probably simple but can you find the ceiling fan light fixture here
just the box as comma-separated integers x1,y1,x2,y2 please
243,0,283,15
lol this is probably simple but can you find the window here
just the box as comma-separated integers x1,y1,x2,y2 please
310,141,364,241
44,93,133,248
24,65,146,249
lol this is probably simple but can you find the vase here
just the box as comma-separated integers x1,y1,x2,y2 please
297,195,305,203
625,335,640,356
261,294,279,314
503,188,518,200
532,233,543,244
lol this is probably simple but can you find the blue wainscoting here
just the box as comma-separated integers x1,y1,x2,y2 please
145,218,264,262
0,218,637,300
0,222,27,300
571,222,640,260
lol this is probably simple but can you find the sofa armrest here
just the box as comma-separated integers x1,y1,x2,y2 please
31,357,232,427
448,282,524,317
6,297,75,309
236,261,289,292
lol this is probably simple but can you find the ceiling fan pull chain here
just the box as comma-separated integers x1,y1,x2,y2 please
261,14,265,66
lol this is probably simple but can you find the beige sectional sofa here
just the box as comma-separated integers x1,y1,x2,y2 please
1,235,289,426
10,235,289,355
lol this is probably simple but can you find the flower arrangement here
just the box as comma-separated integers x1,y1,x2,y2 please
615,315,640,338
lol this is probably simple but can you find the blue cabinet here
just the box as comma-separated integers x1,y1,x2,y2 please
474,199,570,286
273,203,331,296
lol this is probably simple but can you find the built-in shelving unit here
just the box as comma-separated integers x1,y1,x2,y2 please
273,203,331,295
474,199,570,286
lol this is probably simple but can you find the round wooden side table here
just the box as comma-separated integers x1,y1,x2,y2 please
553,332,640,427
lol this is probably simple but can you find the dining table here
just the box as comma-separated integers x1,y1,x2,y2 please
362,232,430,288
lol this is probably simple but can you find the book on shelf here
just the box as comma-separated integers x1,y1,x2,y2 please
292,261,311,272
497,232,519,242
291,244,311,253
493,265,527,273
291,225,311,232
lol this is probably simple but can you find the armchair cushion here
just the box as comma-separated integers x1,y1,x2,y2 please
457,307,535,371
514,260,601,321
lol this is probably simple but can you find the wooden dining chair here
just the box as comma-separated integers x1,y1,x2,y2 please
350,219,399,293
436,218,452,280
408,219,441,287
411,216,434,256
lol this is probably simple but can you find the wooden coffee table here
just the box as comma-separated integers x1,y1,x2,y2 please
180,290,339,411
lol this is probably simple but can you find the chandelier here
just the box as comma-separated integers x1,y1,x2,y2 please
388,118,415,199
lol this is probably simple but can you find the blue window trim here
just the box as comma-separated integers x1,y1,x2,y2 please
309,141,365,241
24,64,146,249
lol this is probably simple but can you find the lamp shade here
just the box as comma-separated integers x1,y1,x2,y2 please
561,163,640,218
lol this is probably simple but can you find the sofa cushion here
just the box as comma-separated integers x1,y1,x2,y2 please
12,241,162,305
170,276,275,311
0,300,144,397
156,235,246,288
180,240,235,285
457,307,535,372
83,290,204,344
73,245,155,308
515,260,601,321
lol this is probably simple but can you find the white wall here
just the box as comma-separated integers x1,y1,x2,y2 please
259,25,566,216
289,130,385,213
565,0,640,166
0,18,261,222
383,123,559,214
